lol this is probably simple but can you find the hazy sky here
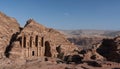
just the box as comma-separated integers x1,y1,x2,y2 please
0,0,120,30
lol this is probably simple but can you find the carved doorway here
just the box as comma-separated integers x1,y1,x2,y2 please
32,51,35,56
44,41,52,57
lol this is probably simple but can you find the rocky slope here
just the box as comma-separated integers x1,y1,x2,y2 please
0,12,20,58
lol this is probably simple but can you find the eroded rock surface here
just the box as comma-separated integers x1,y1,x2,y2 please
97,36,120,62
0,12,20,58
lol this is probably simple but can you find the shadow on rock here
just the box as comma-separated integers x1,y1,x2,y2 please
86,61,102,67
64,55,83,64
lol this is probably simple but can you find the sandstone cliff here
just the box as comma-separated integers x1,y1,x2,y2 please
0,12,20,58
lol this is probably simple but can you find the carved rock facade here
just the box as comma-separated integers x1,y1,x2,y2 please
0,12,77,60
8,19,77,60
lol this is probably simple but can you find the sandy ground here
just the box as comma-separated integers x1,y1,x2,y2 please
0,59,120,69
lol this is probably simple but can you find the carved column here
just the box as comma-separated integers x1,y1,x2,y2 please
26,36,29,57
21,33,24,58
39,36,42,57
32,36,35,48
21,33,24,48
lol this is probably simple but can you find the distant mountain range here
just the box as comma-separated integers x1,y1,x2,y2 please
59,29,120,38
59,29,120,47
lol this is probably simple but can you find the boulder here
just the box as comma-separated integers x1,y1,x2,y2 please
97,36,120,62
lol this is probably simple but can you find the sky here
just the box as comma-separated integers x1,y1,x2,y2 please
0,0,120,30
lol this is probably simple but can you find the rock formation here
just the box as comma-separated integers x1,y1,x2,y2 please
0,12,77,61
79,43,104,61
4,19,77,60
97,36,120,63
0,12,20,58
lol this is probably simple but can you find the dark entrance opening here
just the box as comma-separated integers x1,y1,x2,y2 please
44,41,52,57
32,51,35,56
23,36,26,48
41,37,44,47
35,35,38,47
